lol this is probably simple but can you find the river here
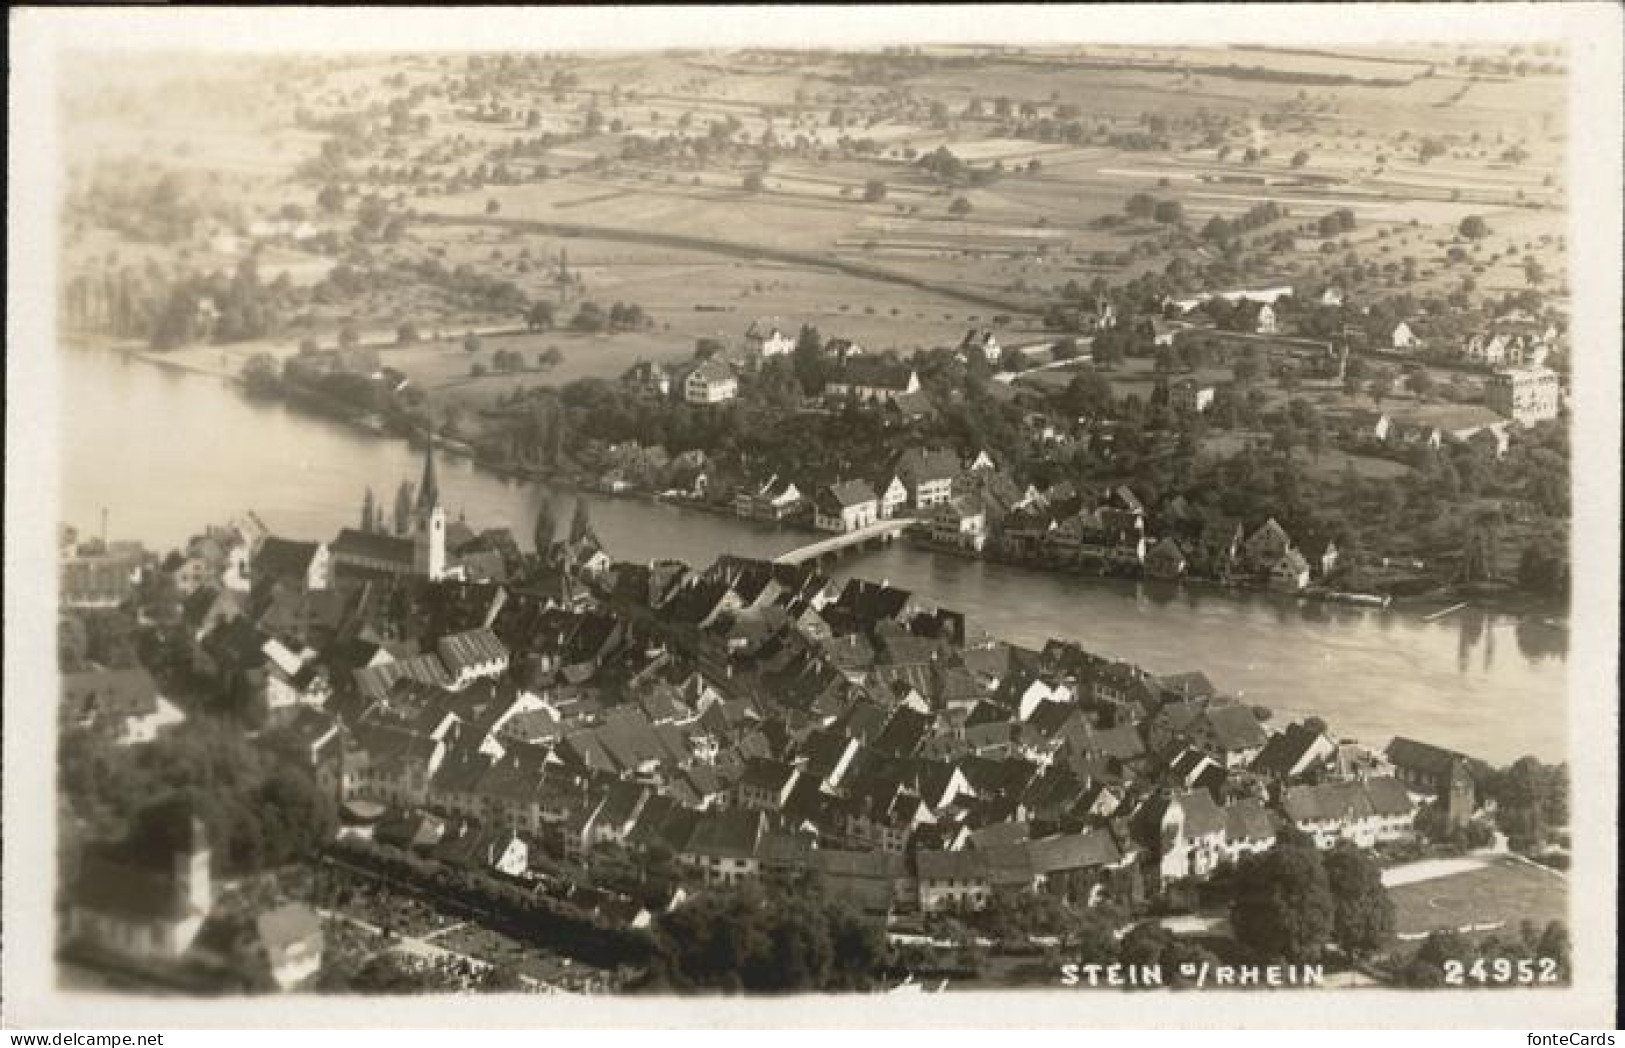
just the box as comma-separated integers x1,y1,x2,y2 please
58,343,1568,763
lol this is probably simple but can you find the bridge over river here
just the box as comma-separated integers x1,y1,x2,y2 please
773,518,919,566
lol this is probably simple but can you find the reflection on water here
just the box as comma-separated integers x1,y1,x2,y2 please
58,344,1568,763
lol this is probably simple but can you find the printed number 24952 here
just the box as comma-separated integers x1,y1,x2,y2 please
1443,958,1561,985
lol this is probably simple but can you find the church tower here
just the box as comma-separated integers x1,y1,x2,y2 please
412,434,446,580
173,811,213,915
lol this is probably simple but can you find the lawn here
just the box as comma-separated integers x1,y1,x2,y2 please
1388,857,1567,941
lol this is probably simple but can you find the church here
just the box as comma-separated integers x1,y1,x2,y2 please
329,435,448,581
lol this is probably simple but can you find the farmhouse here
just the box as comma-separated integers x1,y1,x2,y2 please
960,328,1002,364
1170,379,1215,413
813,480,880,533
823,358,920,405
743,318,795,361
684,358,739,405
1486,365,1561,425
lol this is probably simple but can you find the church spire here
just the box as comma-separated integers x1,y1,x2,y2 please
416,424,440,516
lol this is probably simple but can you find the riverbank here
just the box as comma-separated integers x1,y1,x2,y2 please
78,336,1566,629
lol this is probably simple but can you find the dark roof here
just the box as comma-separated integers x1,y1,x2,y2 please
255,537,322,580
61,667,160,724
1201,705,1269,752
1223,799,1279,843
820,479,878,510
331,528,415,567
684,809,764,859
1283,782,1374,823
1385,736,1469,778
915,849,988,882
1026,829,1121,875
828,357,915,391
1177,789,1227,838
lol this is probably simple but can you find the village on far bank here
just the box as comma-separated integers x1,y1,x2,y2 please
54,431,1570,995
215,258,1571,621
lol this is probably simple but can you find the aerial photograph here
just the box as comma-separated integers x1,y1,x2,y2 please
36,23,1590,1008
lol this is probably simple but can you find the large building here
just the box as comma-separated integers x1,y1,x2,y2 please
330,438,447,580
1486,365,1561,425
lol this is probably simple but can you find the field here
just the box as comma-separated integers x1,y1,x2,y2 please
59,45,1568,438
1388,857,1567,940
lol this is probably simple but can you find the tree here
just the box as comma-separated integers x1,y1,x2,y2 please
742,171,765,192
863,179,887,203
394,481,415,535
532,497,557,556
1230,835,1335,963
1322,842,1394,960
360,488,377,533
463,332,482,354
1459,215,1490,240
525,301,555,331
1517,536,1568,596
1152,200,1184,226
1125,193,1156,221
485,198,501,215
569,498,592,544
338,324,360,350
1291,150,1310,168
1408,369,1435,400
396,322,420,345
949,196,973,217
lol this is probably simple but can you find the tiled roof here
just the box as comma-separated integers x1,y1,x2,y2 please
915,849,989,882
331,528,416,566
1026,829,1121,875
436,627,508,676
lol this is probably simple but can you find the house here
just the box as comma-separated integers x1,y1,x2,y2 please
242,903,324,991
1252,721,1338,782
1170,379,1215,413
876,475,910,520
1255,303,1278,335
960,328,1002,364
262,639,331,715
623,360,673,399
1385,737,1476,826
1189,705,1270,768
65,803,212,964
436,627,510,688
684,359,738,405
824,338,865,364
1281,777,1416,849
1267,549,1312,591
823,359,920,405
928,497,987,552
735,476,804,522
893,448,961,509
680,809,767,887
735,758,802,812
813,480,880,533
915,849,991,912
1486,365,1561,425
1242,518,1295,571
1390,321,1421,352
253,538,331,593
744,319,795,361
1141,789,1228,884
60,667,186,746
1144,538,1187,580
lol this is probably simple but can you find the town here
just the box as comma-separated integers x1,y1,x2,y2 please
47,41,1575,1000
56,434,1569,994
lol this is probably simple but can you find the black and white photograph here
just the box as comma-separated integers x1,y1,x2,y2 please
5,4,1619,1032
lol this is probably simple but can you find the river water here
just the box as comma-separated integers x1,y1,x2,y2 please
57,343,1568,763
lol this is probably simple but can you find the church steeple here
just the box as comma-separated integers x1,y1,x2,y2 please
416,427,440,517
